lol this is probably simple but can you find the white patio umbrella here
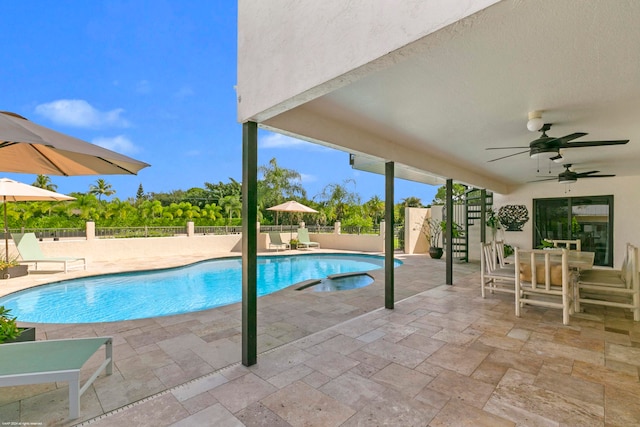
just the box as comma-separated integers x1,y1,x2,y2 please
0,178,75,262
0,111,150,176
267,200,318,238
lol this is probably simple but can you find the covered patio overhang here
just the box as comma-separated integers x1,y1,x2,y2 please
237,0,640,364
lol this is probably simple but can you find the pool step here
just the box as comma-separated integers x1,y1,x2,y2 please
294,279,322,290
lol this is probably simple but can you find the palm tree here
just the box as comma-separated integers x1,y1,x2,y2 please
364,196,385,225
259,158,306,207
89,179,116,202
317,179,360,221
219,195,242,224
32,175,57,191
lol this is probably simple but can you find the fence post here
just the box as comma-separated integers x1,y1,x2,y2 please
334,221,341,234
187,221,195,237
86,221,95,240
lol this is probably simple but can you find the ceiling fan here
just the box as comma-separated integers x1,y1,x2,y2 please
530,164,615,183
487,123,629,163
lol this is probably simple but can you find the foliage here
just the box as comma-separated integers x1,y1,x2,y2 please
32,174,57,191
7,162,439,233
486,207,500,230
538,239,555,249
503,244,514,257
90,179,116,201
363,196,385,225
135,183,147,204
259,158,306,224
0,306,21,344
415,218,463,248
0,259,19,270
316,179,360,221
431,184,467,205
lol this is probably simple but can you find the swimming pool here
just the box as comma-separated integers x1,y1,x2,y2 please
0,253,401,323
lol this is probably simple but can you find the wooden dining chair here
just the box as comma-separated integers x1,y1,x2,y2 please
494,240,510,268
550,239,581,251
576,244,639,321
480,242,516,299
515,247,574,325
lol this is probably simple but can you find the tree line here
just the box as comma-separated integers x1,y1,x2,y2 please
5,158,465,230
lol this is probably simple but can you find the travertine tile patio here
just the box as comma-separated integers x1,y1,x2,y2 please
0,250,639,426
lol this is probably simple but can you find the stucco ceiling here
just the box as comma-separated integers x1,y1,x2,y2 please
262,0,640,194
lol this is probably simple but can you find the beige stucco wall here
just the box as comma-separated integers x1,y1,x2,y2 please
7,235,243,265
237,0,500,122
8,231,385,265
405,207,430,254
494,176,640,268
262,231,383,253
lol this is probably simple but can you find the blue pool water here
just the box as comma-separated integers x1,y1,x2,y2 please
0,254,401,324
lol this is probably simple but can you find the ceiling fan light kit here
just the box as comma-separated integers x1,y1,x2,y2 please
530,147,558,159
527,111,544,132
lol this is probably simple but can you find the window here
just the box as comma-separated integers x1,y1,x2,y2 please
533,195,613,267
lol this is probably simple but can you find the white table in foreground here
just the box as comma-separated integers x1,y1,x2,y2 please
0,336,113,419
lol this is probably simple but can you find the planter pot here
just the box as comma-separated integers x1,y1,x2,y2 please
3,327,36,344
1,264,28,279
429,247,444,259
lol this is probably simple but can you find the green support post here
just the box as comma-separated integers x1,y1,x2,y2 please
385,161,394,309
242,121,257,366
446,179,453,285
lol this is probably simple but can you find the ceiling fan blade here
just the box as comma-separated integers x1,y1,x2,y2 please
579,174,615,178
528,177,557,183
555,132,588,143
575,171,600,177
487,150,530,162
563,139,629,148
485,146,529,150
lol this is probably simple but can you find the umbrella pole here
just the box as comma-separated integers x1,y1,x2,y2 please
3,197,8,263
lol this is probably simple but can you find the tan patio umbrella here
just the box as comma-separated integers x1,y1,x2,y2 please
267,200,318,239
0,111,150,176
0,178,75,262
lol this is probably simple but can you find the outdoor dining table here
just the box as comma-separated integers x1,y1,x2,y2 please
566,250,596,270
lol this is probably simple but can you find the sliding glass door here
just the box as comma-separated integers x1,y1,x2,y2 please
533,195,613,266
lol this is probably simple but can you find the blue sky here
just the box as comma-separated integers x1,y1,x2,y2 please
1,1,437,205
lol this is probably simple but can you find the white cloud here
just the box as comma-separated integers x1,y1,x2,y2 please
35,99,130,128
92,135,140,154
175,86,194,98
300,173,317,183
136,80,152,94
260,133,328,151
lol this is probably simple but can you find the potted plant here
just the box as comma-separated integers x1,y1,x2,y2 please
0,306,35,344
415,218,463,259
289,239,299,250
486,207,501,240
0,259,28,280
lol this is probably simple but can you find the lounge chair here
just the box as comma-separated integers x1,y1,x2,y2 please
268,232,290,251
0,336,113,419
12,232,86,273
297,228,320,249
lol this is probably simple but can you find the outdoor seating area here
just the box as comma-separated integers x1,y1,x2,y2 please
481,239,640,326
1,253,639,425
